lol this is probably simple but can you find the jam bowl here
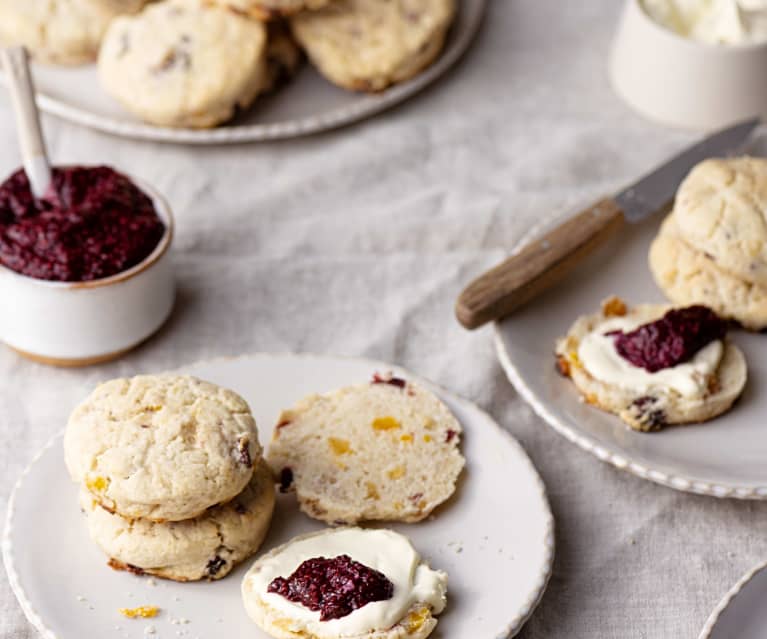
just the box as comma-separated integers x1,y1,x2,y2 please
610,0,767,130
0,172,175,366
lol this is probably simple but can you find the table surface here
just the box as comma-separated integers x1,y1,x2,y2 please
0,2,760,638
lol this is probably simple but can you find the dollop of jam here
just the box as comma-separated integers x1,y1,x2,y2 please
267,554,394,621
608,305,727,373
0,166,165,282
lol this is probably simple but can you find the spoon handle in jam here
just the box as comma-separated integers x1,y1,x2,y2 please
0,46,52,198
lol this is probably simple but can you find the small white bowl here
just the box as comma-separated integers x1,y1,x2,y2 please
0,174,175,367
610,0,767,130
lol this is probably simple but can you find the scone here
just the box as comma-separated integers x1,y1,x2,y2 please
212,0,332,20
290,0,456,92
64,375,261,522
555,298,747,431
241,528,447,639
267,375,464,524
98,0,269,128
650,214,767,330
81,464,275,582
263,21,304,93
673,157,767,286
0,0,147,65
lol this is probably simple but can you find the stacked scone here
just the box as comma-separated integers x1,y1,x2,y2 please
649,156,767,331
64,375,275,581
241,373,464,639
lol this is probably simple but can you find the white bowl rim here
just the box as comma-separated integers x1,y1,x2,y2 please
629,0,767,52
0,168,174,290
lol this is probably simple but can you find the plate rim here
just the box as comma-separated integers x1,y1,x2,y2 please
2,351,555,639
697,558,767,639
492,213,767,501
18,0,487,145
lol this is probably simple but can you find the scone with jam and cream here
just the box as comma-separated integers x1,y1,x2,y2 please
241,528,447,639
555,297,747,431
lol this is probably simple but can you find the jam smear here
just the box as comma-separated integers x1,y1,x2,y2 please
267,554,394,621
0,166,165,282
608,306,727,373
372,373,407,389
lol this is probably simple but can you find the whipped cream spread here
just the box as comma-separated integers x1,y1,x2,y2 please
642,0,767,44
578,316,723,397
245,528,447,638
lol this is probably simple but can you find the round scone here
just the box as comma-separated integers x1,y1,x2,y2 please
290,0,456,92
262,22,304,93
241,527,447,639
267,375,464,524
673,156,767,286
650,214,767,330
0,0,147,65
81,463,275,582
212,0,331,20
64,375,262,522
98,0,269,128
555,298,747,432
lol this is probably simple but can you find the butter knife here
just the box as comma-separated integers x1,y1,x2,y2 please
455,117,761,330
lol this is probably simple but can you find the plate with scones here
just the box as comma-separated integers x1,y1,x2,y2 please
0,0,486,144
3,353,554,639
495,145,767,499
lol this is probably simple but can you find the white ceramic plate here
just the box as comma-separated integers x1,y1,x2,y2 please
3,353,554,639
495,210,767,499
698,560,767,639
1,1,486,144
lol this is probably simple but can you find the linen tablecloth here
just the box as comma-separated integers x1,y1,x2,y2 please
1,2,761,637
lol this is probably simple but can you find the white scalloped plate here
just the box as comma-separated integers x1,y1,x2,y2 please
3,353,554,639
0,0,485,144
698,559,767,639
495,209,767,499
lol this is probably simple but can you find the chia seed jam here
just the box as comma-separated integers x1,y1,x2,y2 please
0,166,165,282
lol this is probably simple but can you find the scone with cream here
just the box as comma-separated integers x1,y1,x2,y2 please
555,297,747,431
267,375,465,524
241,528,447,639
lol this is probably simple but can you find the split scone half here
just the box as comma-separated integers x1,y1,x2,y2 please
81,464,275,582
241,528,447,639
267,375,464,524
555,297,747,432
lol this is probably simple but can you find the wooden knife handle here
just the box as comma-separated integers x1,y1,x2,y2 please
455,197,625,330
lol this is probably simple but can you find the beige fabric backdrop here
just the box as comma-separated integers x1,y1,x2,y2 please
0,2,761,637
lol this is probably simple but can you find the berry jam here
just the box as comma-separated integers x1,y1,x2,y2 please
608,306,727,373
267,555,394,621
0,166,165,282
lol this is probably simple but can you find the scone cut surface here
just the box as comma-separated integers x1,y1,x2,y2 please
210,0,332,20
267,375,464,524
555,297,747,431
81,463,275,582
290,0,456,92
241,527,447,639
98,0,269,128
64,374,262,522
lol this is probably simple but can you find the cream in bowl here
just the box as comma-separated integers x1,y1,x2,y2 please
610,0,767,129
643,0,767,45
0,165,174,366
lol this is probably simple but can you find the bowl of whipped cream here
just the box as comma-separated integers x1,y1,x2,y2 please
610,0,767,129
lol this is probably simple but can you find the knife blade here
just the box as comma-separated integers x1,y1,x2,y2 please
456,117,762,330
